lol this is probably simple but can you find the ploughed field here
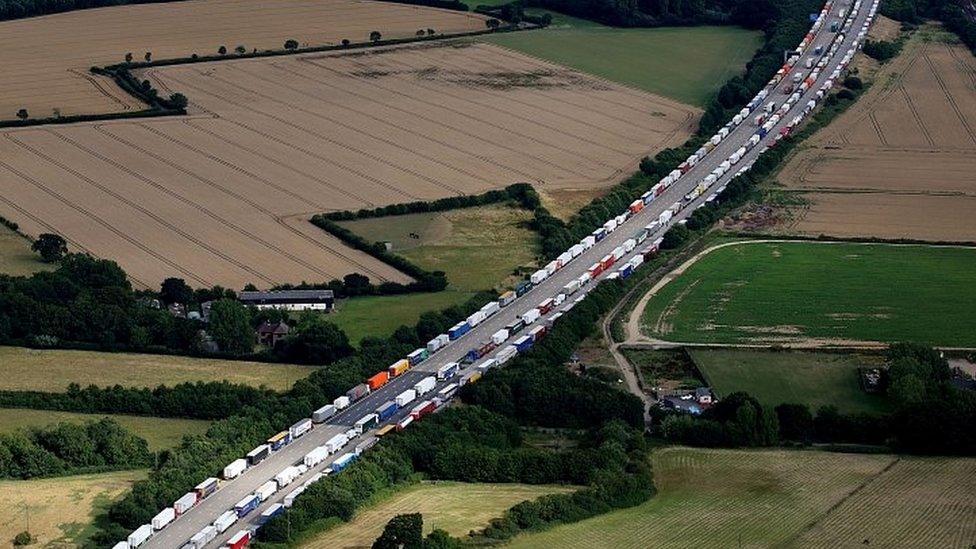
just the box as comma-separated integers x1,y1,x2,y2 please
507,448,976,549
778,26,976,241
0,42,695,288
0,0,489,118
639,240,976,347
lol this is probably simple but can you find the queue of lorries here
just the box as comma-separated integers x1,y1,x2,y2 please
117,1,877,546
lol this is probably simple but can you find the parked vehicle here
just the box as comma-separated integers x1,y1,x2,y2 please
214,510,237,534
312,404,337,423
436,362,459,380
246,444,269,465
255,480,277,502
289,418,312,439
127,525,152,548
354,413,378,434
234,494,259,518
174,492,197,515
414,376,436,395
194,477,218,500
151,507,175,530
227,529,250,549
223,459,247,480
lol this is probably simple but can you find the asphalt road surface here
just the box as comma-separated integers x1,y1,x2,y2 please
139,1,876,546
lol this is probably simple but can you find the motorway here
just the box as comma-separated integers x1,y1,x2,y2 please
141,0,876,546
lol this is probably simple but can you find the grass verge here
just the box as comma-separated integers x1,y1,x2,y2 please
329,291,474,345
0,225,51,277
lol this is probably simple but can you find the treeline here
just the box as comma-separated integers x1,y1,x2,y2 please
520,0,795,30
659,343,976,455
319,183,540,222
0,418,151,479
882,0,976,54
0,0,179,22
380,0,469,10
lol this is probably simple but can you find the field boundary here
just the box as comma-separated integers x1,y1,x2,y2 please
626,238,976,350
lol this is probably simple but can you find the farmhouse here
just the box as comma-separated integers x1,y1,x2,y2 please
256,321,291,347
239,290,334,311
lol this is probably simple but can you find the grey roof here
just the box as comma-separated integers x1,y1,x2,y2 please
240,289,334,304
695,387,712,398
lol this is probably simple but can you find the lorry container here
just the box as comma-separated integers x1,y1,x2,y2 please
325,433,349,454
396,389,417,407
563,280,580,295
645,220,660,233
194,477,218,500
304,445,329,468
491,328,509,345
603,219,617,233
332,453,357,473
515,280,532,297
623,238,636,253
387,359,409,378
312,404,337,424
467,310,487,327
234,494,261,518
628,199,644,214
426,337,443,354
530,269,548,285
514,335,533,352
214,510,238,534
367,371,390,390
592,228,606,242
246,444,270,466
413,376,436,396
275,466,302,488
641,190,654,204
577,272,591,287
635,229,648,244
581,236,596,250
407,348,428,366
376,400,398,421
152,507,176,530
606,272,620,281
618,264,633,278
375,423,397,437
544,260,559,276
396,415,414,431
630,254,645,268
255,480,277,502
537,298,554,315
174,492,197,514
258,504,284,526
528,325,546,342
709,134,721,146
570,243,585,257
481,301,501,317
615,213,627,225
228,530,251,549
659,209,673,225
521,308,540,325
290,418,313,439
223,459,247,480
127,525,152,547
436,362,459,380
460,371,482,385
499,290,516,307
354,413,378,434
190,526,217,548
355,437,377,456
346,383,370,403
587,263,602,279
112,542,128,549
496,345,518,365
553,293,566,307
411,400,436,419
600,254,614,270
283,486,306,508
612,246,626,261
476,358,496,371
448,321,470,339
438,383,459,400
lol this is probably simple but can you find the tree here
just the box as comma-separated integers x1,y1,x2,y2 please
284,39,299,50
144,51,152,62
124,52,133,63
416,29,426,36
235,45,247,55
168,93,189,110
373,513,423,549
341,38,351,47
370,31,382,42
160,278,193,305
207,299,253,354
273,314,352,365
486,18,501,30
31,233,67,262
16,108,28,120
218,45,227,55
13,532,33,546
426,28,435,36
775,403,813,443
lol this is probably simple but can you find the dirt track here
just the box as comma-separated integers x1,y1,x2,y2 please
0,0,489,118
779,24,976,241
0,42,696,289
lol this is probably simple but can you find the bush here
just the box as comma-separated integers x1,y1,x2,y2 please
13,532,33,546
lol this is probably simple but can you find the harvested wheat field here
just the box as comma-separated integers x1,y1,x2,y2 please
0,0,489,118
779,25,976,241
0,42,696,288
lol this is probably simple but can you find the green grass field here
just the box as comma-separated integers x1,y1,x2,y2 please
690,349,889,414
329,291,473,345
640,241,976,346
0,346,314,392
0,225,52,277
0,470,146,547
338,205,538,292
479,25,762,106
301,481,576,549
508,448,976,549
0,408,210,450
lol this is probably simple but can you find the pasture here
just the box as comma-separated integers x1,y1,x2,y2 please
508,448,976,549
0,346,314,392
338,204,539,291
0,408,210,450
0,0,489,118
329,291,474,345
0,41,694,289
0,470,146,548
690,349,889,414
301,481,575,549
0,225,51,276
480,25,762,106
639,241,976,347
778,24,976,242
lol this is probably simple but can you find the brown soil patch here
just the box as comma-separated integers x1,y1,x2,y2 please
0,42,695,289
778,25,976,241
0,0,489,118
539,187,612,220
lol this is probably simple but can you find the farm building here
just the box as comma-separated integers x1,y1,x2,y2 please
256,321,290,346
239,290,334,311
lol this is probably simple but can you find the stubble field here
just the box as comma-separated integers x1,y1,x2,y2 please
778,26,976,241
0,41,695,289
0,0,490,118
